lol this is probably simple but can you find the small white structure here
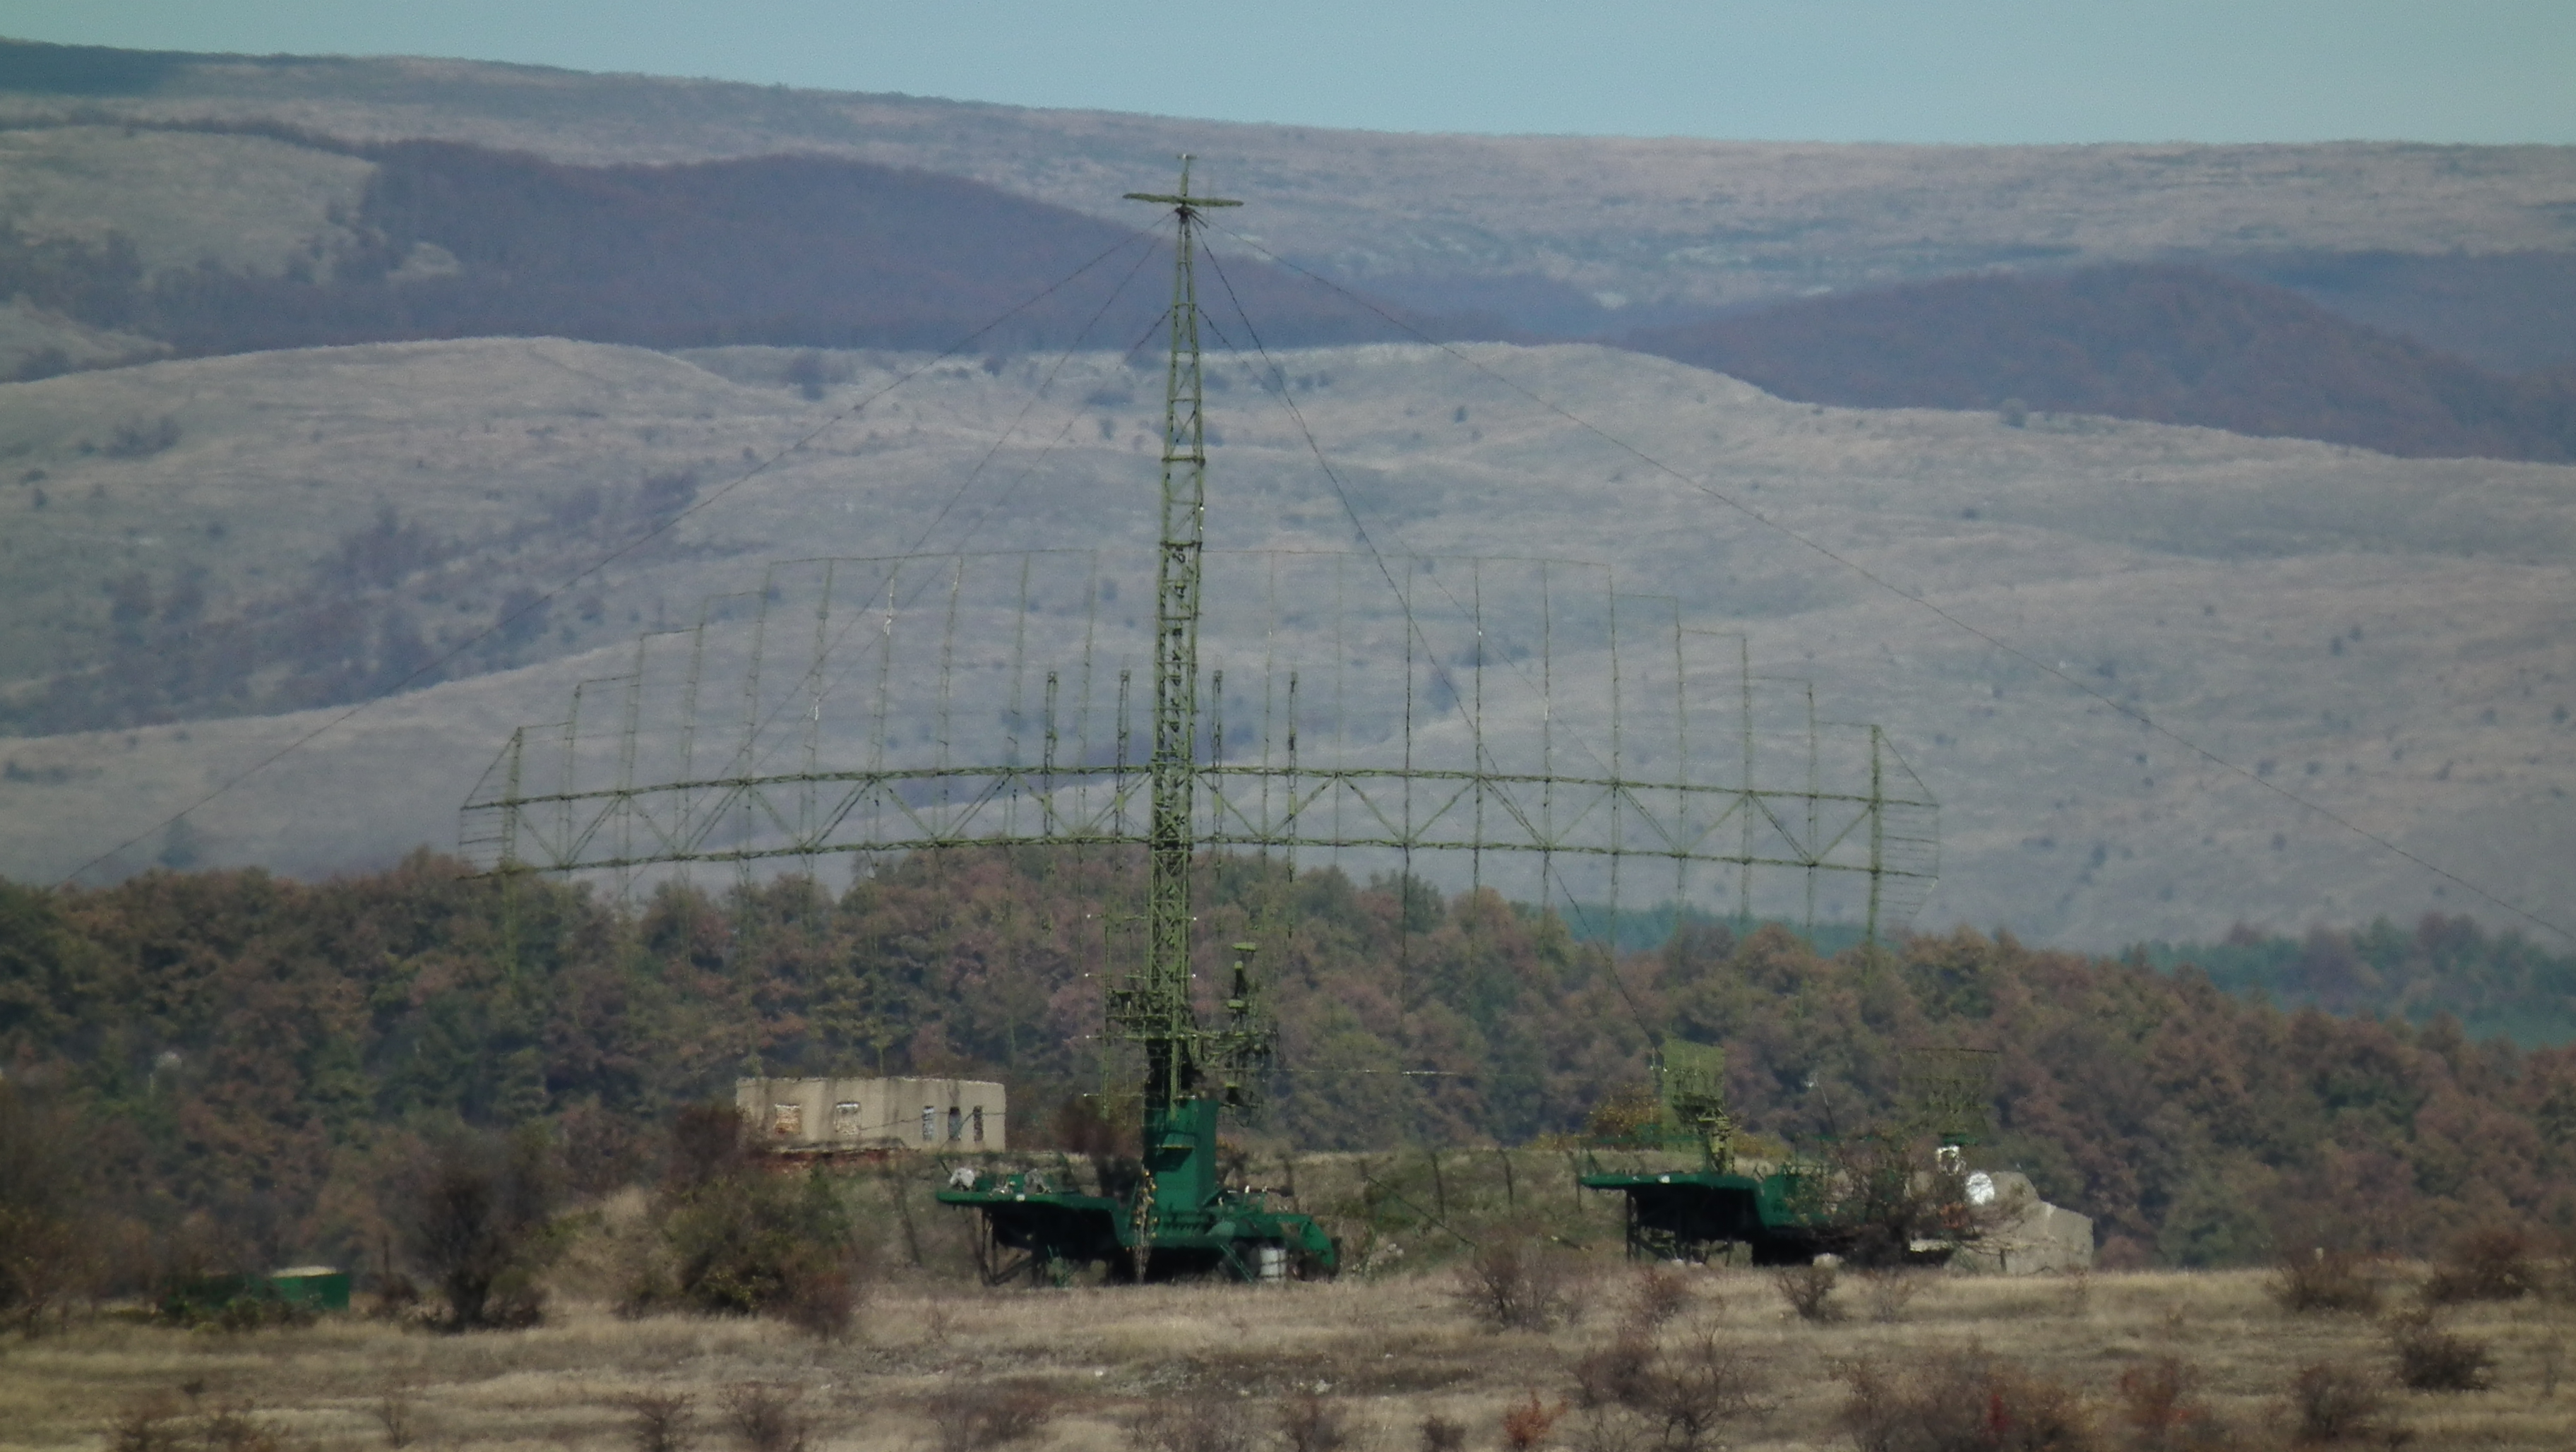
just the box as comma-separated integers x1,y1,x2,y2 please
735,1076,1006,1152
1950,1170,2094,1275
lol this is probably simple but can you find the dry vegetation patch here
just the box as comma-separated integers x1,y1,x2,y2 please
4,1265,2573,1451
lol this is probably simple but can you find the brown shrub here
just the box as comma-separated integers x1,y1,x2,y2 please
1278,1391,1353,1452
1501,1392,1567,1452
1838,1347,2097,1452
370,1270,422,1321
109,1396,187,1452
1566,1328,1772,1452
2267,1250,2379,1315
387,1125,563,1331
1131,1400,1258,1452
2387,1309,2495,1392
199,1399,285,1452
154,1276,318,1333
2421,1222,2536,1305
1623,1264,1696,1331
1416,1413,1465,1452
720,1383,810,1452
2113,1357,2230,1452
626,1392,694,1452
779,1256,864,1340
665,1104,756,1191
1563,1405,1642,1452
1857,1268,1923,1325
2284,1362,2387,1445
924,1381,1053,1452
1803,1133,1978,1270
1455,1239,1590,1332
112,1393,283,1452
633,1153,867,1339
0,1082,103,1333
374,1383,422,1449
1774,1262,1844,1323
1572,1333,1660,1412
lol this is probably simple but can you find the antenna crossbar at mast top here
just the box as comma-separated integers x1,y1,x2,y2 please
1113,156,1244,1112
463,162,1939,1287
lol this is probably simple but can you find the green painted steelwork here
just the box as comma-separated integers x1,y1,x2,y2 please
268,1266,352,1311
469,761,1921,873
1575,1036,1822,1262
945,164,1332,1281
159,1266,351,1321
1576,1163,1831,1265
936,1156,1335,1285
462,160,1944,1284
1581,1037,1994,1266
1119,156,1238,1117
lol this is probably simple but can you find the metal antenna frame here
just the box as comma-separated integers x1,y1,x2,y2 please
459,160,1940,1280
1106,157,1253,1122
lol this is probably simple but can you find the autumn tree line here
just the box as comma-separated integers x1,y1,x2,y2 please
1,845,2571,1299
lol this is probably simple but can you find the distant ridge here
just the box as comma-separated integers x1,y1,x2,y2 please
6,133,1415,368
9,35,2576,345
1620,264,2576,464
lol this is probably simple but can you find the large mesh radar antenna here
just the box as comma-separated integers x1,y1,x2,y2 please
1902,1046,1999,1148
1655,1037,1736,1168
460,161,1941,1093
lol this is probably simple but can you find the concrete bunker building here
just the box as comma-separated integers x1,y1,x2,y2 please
736,1076,1007,1153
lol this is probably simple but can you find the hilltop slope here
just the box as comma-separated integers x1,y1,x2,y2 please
1622,264,2576,463
4,37,2573,336
2,337,2569,948
0,129,1411,380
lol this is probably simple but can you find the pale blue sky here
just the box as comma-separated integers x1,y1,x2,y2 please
4,1,2571,144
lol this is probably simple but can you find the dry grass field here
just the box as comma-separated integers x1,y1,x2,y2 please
4,1260,2571,1452
4,1154,2571,1451
0,126,374,278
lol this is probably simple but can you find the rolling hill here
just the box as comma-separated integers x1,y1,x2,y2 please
0,35,2572,957
1619,264,2576,464
2,335,2571,951
4,37,2573,340
2217,249,2576,376
0,126,1415,380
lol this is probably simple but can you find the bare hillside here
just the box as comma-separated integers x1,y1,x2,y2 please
4,37,2572,330
1,337,2568,948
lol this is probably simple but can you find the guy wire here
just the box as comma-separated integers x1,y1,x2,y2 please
1207,220,2574,948
729,242,1167,770
61,224,1165,888
1214,254,1677,956
1200,249,1620,787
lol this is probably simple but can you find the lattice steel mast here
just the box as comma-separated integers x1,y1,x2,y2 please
460,159,1942,1283
1110,159,1241,1116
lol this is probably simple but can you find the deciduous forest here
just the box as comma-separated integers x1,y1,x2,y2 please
1623,263,2576,463
3,847,2570,1286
